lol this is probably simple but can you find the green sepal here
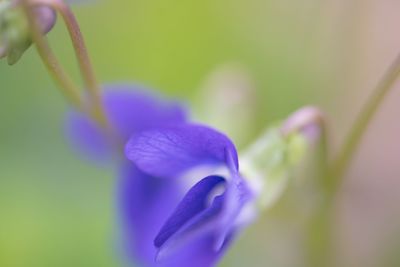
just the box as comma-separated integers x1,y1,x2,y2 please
240,123,307,210
0,1,31,65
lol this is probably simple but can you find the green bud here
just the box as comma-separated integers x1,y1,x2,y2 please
0,1,57,65
0,1,30,64
240,125,307,210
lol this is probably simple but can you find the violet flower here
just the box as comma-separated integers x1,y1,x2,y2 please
67,84,255,267
124,124,254,267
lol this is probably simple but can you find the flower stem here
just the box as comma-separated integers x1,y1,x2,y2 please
29,0,107,126
331,52,400,181
51,0,106,126
305,53,400,267
21,0,83,110
317,54,400,267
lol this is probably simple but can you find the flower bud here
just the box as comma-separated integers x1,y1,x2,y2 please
240,107,325,210
281,106,324,143
240,126,307,210
0,0,56,65
34,5,57,34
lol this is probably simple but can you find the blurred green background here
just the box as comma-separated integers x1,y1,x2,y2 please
1,0,400,266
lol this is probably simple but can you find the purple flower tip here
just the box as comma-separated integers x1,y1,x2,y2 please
34,5,57,34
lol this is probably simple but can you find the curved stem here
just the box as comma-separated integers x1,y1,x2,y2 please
31,0,106,126
55,0,106,125
331,52,400,180
21,0,83,110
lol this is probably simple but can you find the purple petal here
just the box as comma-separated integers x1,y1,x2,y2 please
156,176,253,256
155,215,234,267
153,175,254,267
213,173,254,249
125,124,239,178
118,163,184,266
67,111,110,162
117,166,233,267
154,175,226,248
119,124,254,267
66,84,187,162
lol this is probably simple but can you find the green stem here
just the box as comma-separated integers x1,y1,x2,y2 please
307,121,333,267
305,53,400,267
52,0,106,126
21,0,83,110
310,52,400,267
332,52,400,180
29,0,107,126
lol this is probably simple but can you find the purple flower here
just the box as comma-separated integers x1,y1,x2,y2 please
125,124,254,267
67,84,254,267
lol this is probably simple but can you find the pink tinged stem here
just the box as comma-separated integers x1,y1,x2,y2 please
52,0,106,126
20,0,83,110
27,0,107,126
332,52,400,181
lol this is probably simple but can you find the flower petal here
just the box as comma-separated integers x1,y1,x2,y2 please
66,84,187,162
153,174,254,267
155,205,234,267
125,124,239,178
161,174,253,255
154,175,226,248
118,163,184,266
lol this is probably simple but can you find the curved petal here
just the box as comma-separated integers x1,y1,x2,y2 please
125,124,239,178
156,195,226,263
118,166,240,267
66,84,187,162
118,163,185,266
118,123,255,267
155,222,235,267
213,172,255,250
154,175,254,267
154,175,226,248
66,111,110,162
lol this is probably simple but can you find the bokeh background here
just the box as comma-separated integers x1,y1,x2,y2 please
1,0,400,266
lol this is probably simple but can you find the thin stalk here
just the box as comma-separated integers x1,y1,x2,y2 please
311,52,400,267
54,0,106,125
21,0,83,110
332,52,400,181
31,0,107,126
